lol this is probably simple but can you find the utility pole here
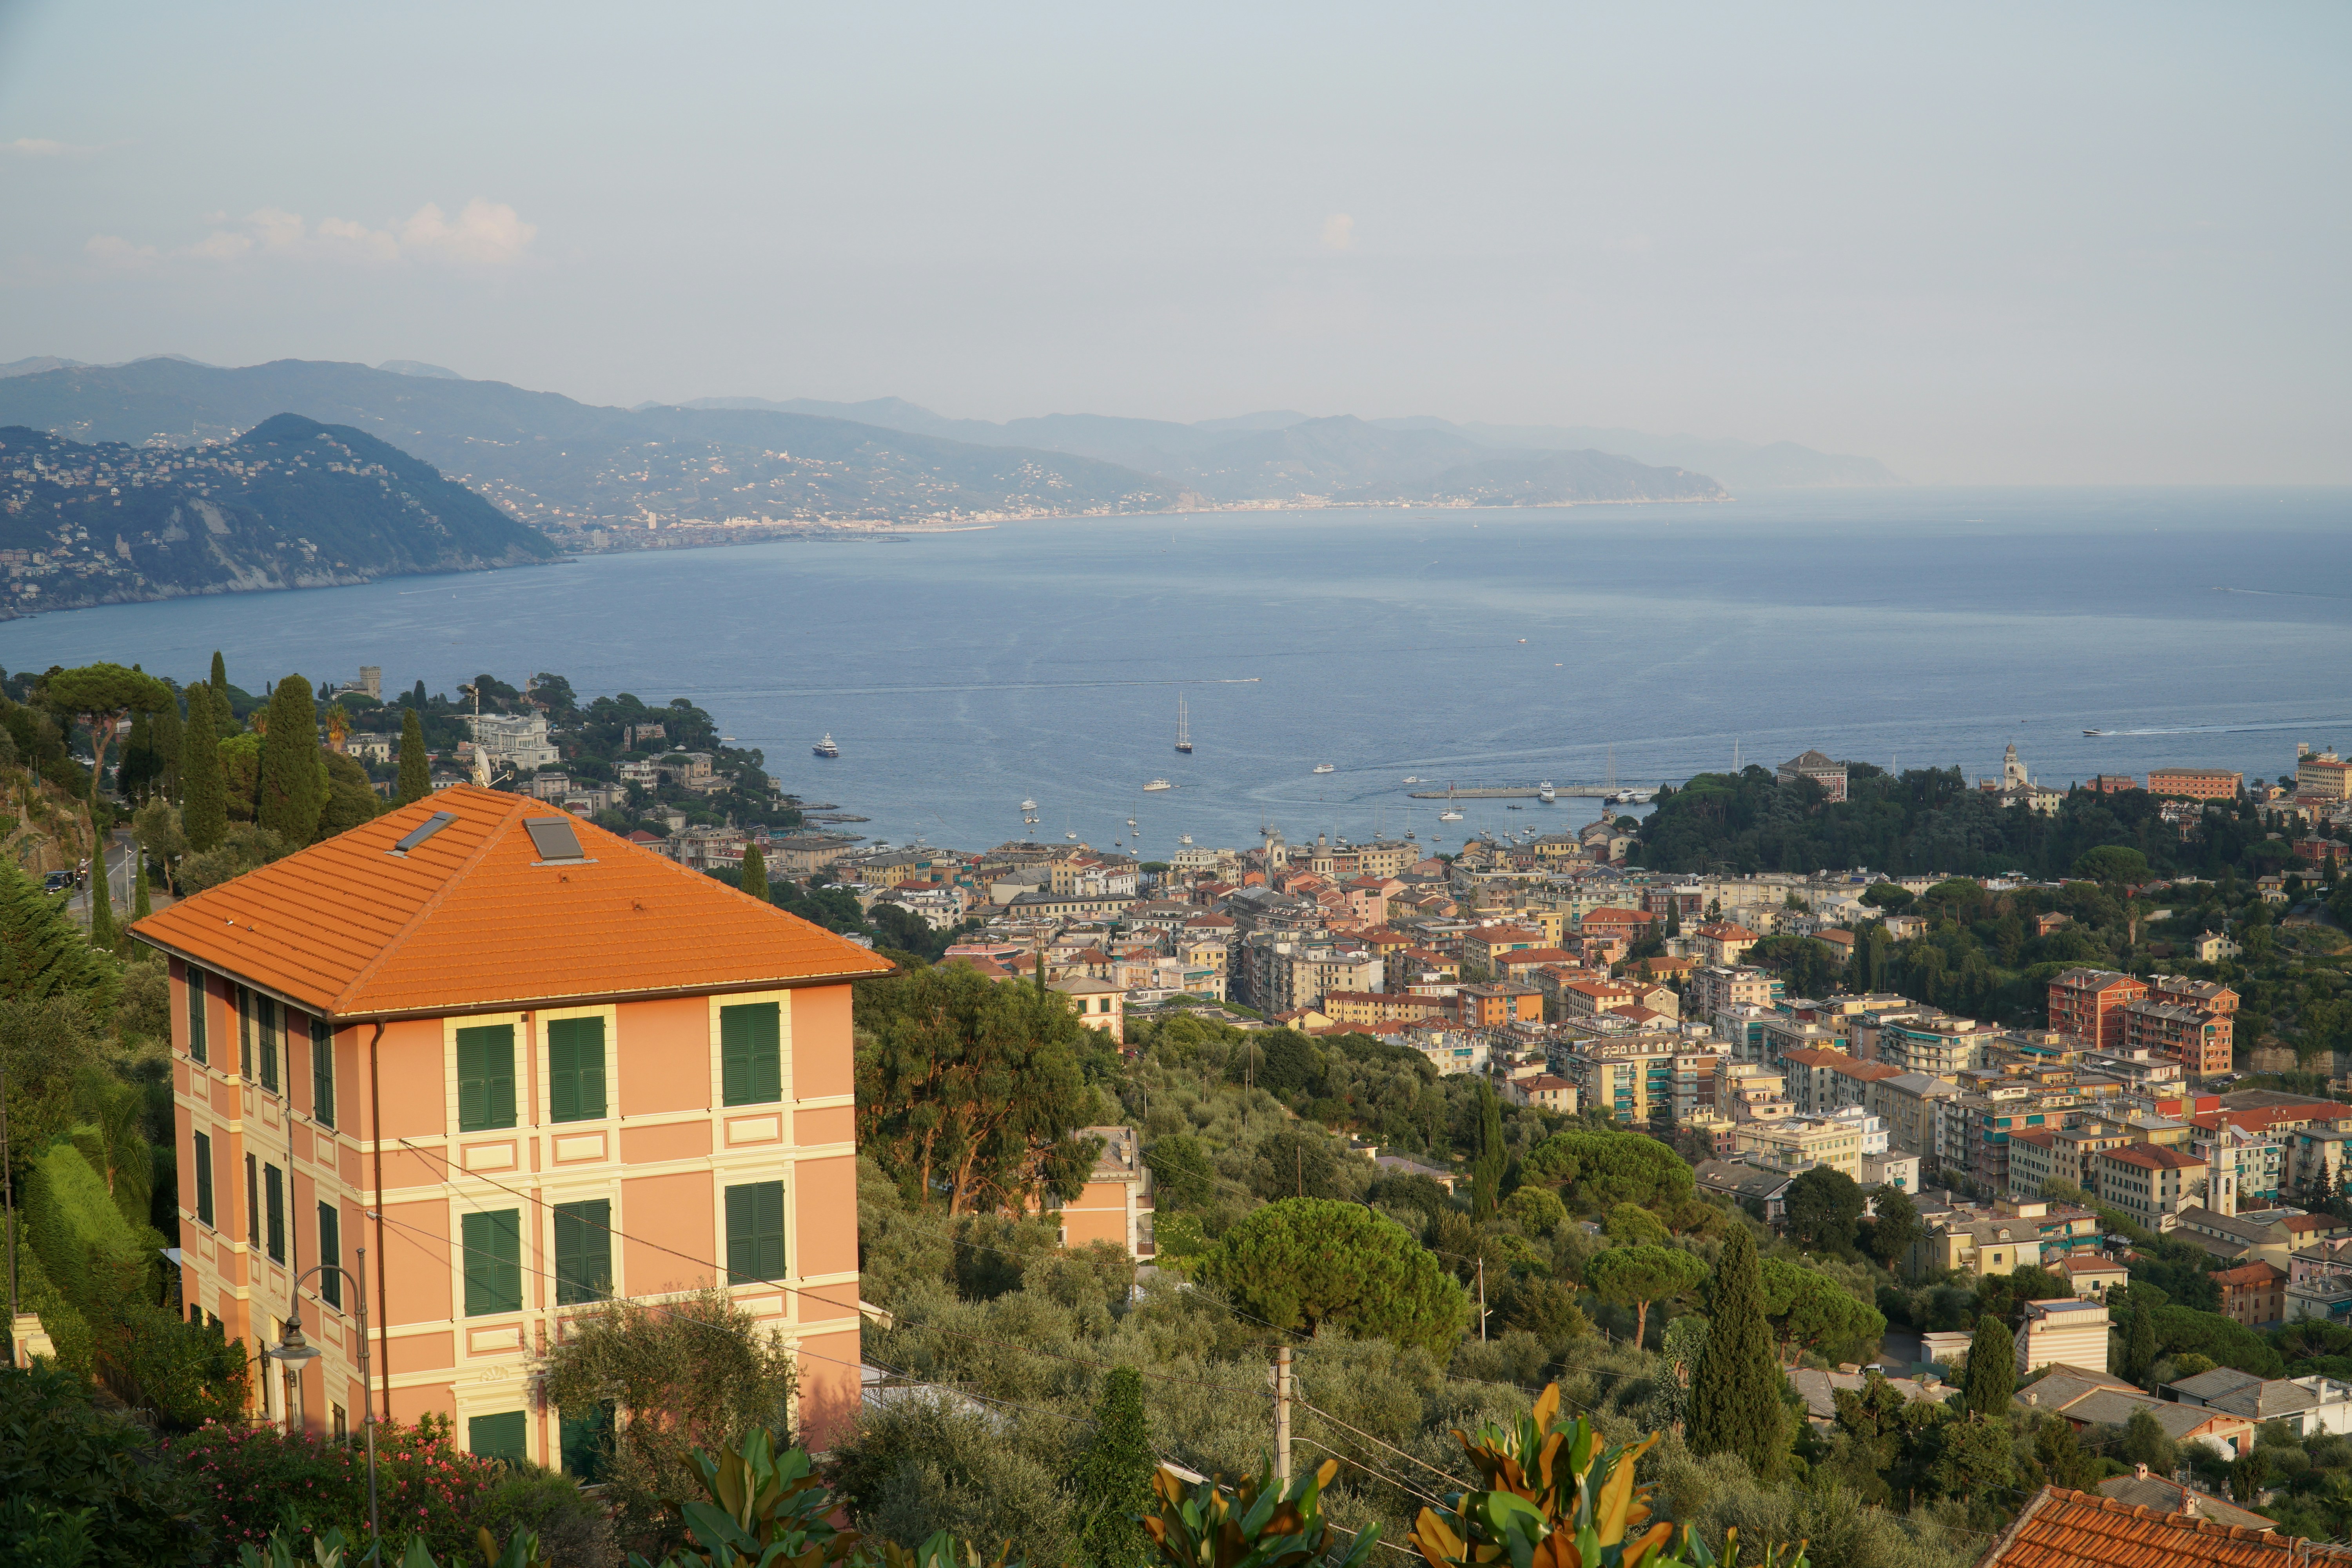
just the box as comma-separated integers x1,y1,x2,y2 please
1273,1345,1292,1487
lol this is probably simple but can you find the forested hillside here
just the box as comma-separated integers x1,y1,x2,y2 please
0,413,555,615
1633,762,2296,881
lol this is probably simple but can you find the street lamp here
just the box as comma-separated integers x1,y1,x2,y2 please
272,1250,377,1545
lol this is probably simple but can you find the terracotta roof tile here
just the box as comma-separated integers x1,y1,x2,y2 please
131,785,890,1018
1980,1487,2348,1568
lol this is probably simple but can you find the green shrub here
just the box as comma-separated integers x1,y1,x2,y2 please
475,1466,619,1566
4,1211,94,1376
0,1359,213,1563
25,1141,147,1311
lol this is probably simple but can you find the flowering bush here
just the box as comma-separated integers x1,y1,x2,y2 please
164,1412,510,1559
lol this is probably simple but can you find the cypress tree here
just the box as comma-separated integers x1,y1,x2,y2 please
257,674,324,843
87,844,114,950
2124,1299,2157,1385
180,682,227,853
152,690,183,801
209,652,229,719
1071,1367,1155,1568
1688,1225,1782,1480
1964,1314,2015,1416
396,709,431,805
1471,1081,1506,1218
739,841,769,902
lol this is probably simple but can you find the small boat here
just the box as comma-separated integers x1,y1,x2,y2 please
1180,834,1193,845
1127,817,1139,828
1440,806,1465,822
1175,695,1193,754
1517,638,1527,644
1143,779,1172,792
1403,775,1421,784
1313,763,1335,774
1021,797,1037,811
812,734,840,758
1507,804,1523,810
2083,728,2111,737
1065,832,1078,841
1538,780,1556,802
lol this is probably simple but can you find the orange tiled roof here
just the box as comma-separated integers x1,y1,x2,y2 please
1980,1486,2351,1568
130,785,891,1019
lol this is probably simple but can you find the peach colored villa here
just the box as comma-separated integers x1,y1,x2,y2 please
132,786,889,1466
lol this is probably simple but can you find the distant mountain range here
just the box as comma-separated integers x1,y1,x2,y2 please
0,358,1895,565
0,413,555,616
685,396,1900,491
0,359,1198,543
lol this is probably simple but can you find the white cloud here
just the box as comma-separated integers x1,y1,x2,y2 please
6,137,105,158
1321,212,1355,251
83,234,160,270
397,200,536,265
81,198,537,274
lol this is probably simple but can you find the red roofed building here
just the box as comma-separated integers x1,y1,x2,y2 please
1690,922,1760,967
2094,1142,2206,1232
1578,907,1654,945
1977,1486,2350,1568
2213,1261,2289,1330
132,786,889,1461
2048,968,2149,1053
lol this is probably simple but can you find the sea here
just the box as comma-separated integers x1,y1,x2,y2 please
2,486,2347,862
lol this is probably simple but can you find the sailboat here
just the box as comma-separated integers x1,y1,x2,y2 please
1439,785,1465,822
1175,695,1193,753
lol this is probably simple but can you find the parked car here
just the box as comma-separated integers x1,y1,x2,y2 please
43,869,74,893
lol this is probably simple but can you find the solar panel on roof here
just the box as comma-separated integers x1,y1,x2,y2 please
390,811,457,855
524,817,589,863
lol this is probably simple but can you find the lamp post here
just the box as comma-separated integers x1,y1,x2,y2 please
271,1250,377,1545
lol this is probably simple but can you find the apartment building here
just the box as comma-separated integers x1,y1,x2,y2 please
1736,1116,1864,1180
136,786,887,1463
1875,1013,2000,1077
2048,969,2149,1053
1690,922,1761,967
1776,1046,1899,1118
1757,1015,1845,1071
1560,1032,1683,1129
2016,1298,2111,1376
2096,1143,2205,1232
1686,965,1783,1023
2123,1000,2233,1078
1869,1071,1964,1161
2147,768,2243,801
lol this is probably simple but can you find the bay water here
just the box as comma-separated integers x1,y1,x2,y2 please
2,486,2346,861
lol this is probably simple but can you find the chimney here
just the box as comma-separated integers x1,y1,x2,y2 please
2136,1463,2150,1481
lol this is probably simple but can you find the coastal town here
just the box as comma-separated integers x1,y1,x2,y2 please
10,654,2352,1568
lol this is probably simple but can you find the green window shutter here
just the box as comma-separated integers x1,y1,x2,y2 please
461,1209,524,1316
552,1199,612,1305
720,1002,781,1106
457,1025,517,1132
469,1410,528,1463
187,969,208,1065
258,997,280,1093
724,1181,785,1283
264,1164,285,1263
193,1132,214,1227
560,1402,613,1482
239,988,254,1079
318,1202,341,1308
245,1155,258,1247
547,1017,606,1124
310,1018,335,1129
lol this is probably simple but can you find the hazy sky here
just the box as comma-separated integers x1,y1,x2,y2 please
2,2,2346,483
